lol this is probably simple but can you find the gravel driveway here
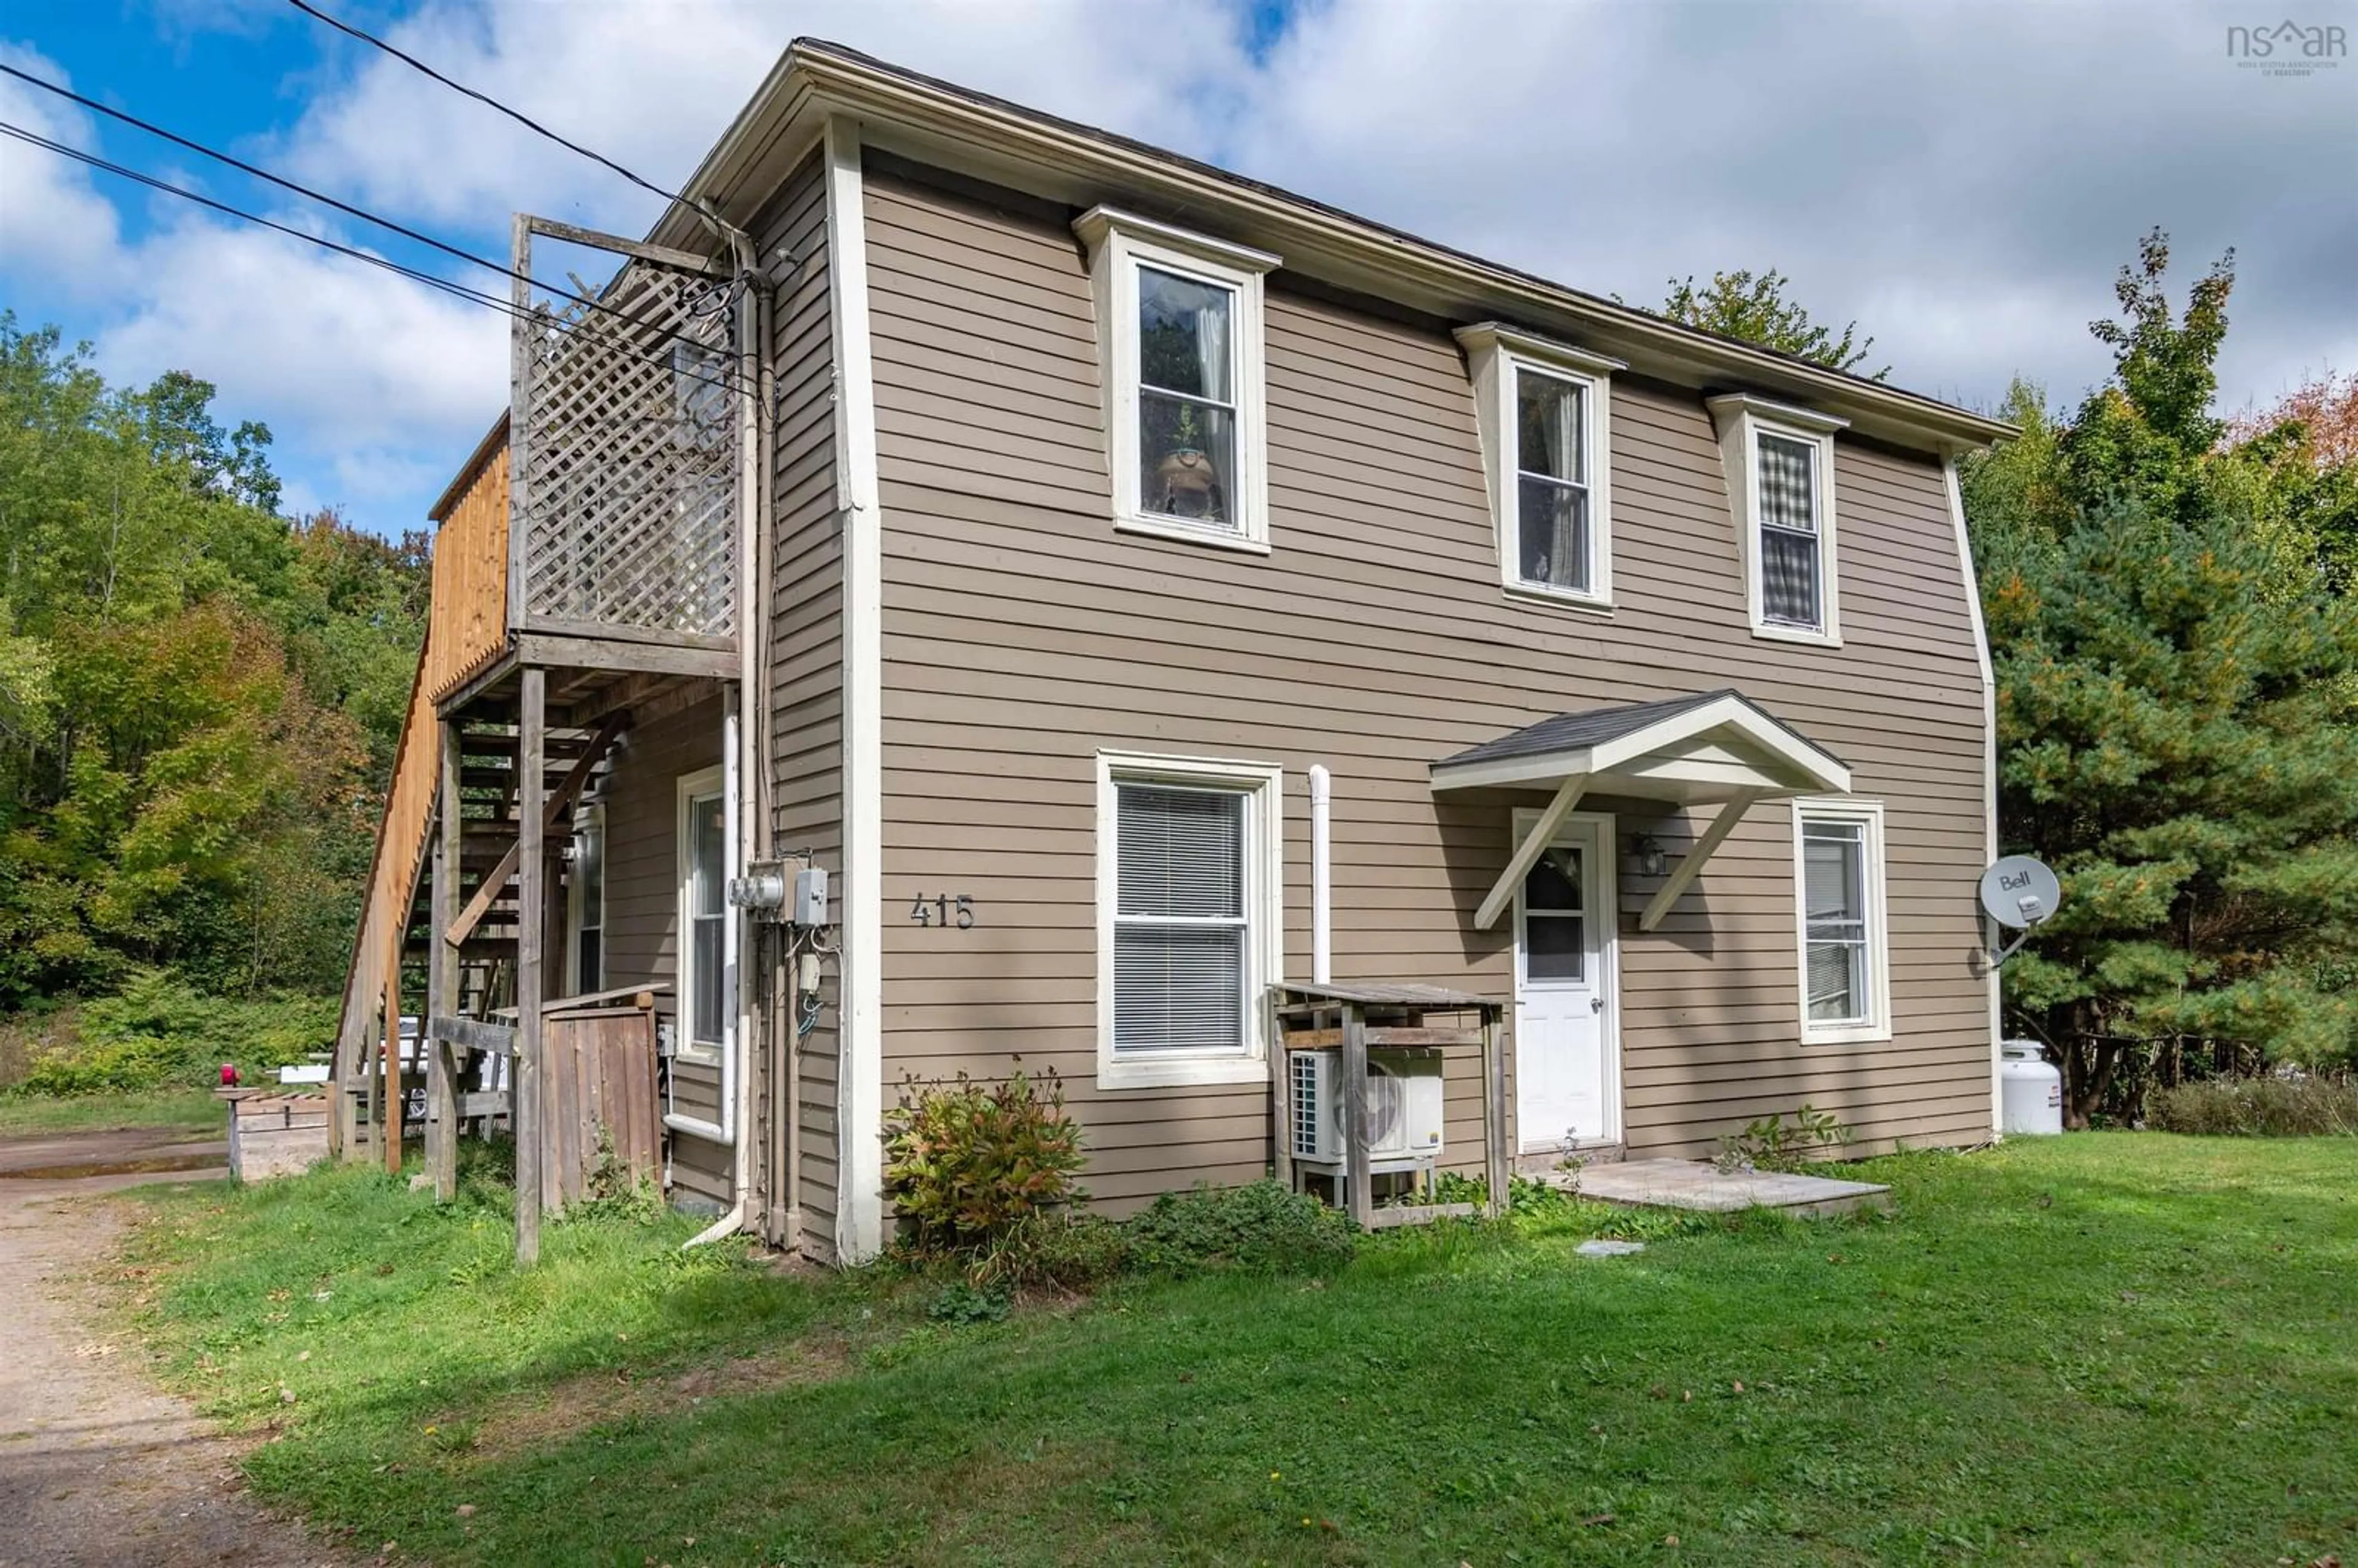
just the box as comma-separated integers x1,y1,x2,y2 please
0,1129,346,1568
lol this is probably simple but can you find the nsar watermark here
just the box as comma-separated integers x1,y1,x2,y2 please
2227,18,2346,76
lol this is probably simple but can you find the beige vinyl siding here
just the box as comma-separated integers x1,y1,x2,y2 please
862,157,1991,1206
596,692,730,1209
757,151,844,1256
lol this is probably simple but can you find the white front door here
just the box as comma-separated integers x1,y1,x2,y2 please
1514,814,1618,1152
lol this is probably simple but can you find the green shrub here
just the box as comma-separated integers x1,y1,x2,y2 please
926,1280,1012,1325
7,971,332,1096
2148,1075,2358,1136
1126,1179,1358,1275
882,1068,1087,1250
968,1211,1133,1291
1716,1103,1853,1173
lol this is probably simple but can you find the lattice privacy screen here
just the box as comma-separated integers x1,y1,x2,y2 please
515,254,741,640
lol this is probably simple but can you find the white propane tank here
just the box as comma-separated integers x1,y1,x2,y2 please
1999,1039,2064,1135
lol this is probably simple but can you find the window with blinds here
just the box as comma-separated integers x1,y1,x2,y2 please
1757,431,1822,629
1113,783,1249,1054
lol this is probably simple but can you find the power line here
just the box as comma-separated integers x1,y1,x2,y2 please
282,0,708,224
0,62,752,398
0,120,757,408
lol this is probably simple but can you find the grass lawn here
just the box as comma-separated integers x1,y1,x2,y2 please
111,1135,2356,1567
0,1085,225,1137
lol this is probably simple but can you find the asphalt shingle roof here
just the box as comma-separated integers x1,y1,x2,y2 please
1433,689,1841,773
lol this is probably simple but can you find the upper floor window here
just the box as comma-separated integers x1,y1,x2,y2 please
1707,394,1850,645
1455,324,1624,608
1792,798,1890,1046
1075,208,1279,554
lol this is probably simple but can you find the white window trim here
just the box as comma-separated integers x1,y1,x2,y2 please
1708,393,1849,647
1791,796,1891,1047
1095,749,1284,1090
675,765,725,1066
1457,323,1625,612
566,801,605,996
1075,206,1278,555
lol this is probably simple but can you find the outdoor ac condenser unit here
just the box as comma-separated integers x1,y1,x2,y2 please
1288,1049,1445,1163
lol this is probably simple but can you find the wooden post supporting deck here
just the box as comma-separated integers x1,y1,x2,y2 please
514,667,545,1267
428,718,462,1202
1481,1011,1508,1219
1340,1003,1373,1230
381,962,402,1176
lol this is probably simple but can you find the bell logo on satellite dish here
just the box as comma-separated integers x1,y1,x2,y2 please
1977,855,2062,968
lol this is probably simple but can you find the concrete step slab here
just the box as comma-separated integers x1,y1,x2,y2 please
1568,1157,1891,1218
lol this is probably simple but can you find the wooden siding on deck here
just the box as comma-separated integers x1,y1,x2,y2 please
424,440,510,704
336,437,510,1090
859,158,1993,1208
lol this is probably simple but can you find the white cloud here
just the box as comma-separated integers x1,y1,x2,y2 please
1226,0,2358,415
95,208,502,476
6,1,2351,533
278,0,1257,234
0,44,132,294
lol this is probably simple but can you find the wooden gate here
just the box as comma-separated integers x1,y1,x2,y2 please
539,1001,661,1211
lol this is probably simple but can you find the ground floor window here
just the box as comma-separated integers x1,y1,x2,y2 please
678,767,726,1060
569,803,605,995
1793,798,1889,1044
1096,751,1282,1089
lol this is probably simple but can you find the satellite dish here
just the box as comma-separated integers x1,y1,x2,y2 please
1979,855,2061,931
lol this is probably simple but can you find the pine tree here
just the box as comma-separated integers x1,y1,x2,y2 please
1963,233,2358,1123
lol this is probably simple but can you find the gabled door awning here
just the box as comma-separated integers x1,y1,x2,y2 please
1431,689,1851,933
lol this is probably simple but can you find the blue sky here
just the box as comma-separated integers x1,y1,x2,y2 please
4,1,2352,537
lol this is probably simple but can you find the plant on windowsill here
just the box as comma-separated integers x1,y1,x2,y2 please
1151,401,1223,521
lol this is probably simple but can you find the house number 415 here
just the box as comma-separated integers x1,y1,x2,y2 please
909,893,976,929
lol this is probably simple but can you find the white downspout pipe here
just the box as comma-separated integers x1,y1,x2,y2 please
1309,765,1333,985
687,228,763,1250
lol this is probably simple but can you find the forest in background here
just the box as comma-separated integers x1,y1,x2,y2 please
0,311,429,1091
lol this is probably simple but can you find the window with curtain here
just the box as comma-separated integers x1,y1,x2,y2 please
1137,265,1238,529
1514,368,1590,592
1801,817,1870,1026
685,790,726,1052
572,806,604,995
1113,782,1250,1055
1757,432,1822,628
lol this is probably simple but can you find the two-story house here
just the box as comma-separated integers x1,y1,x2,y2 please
336,41,2012,1263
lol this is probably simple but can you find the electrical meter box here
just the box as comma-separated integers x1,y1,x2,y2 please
793,866,830,926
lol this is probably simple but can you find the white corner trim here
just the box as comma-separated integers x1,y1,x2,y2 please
1094,750,1285,1092
824,117,886,1263
1791,796,1893,1049
1457,325,1617,607
1945,459,2004,1136
1075,209,1273,550
1710,397,1843,646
